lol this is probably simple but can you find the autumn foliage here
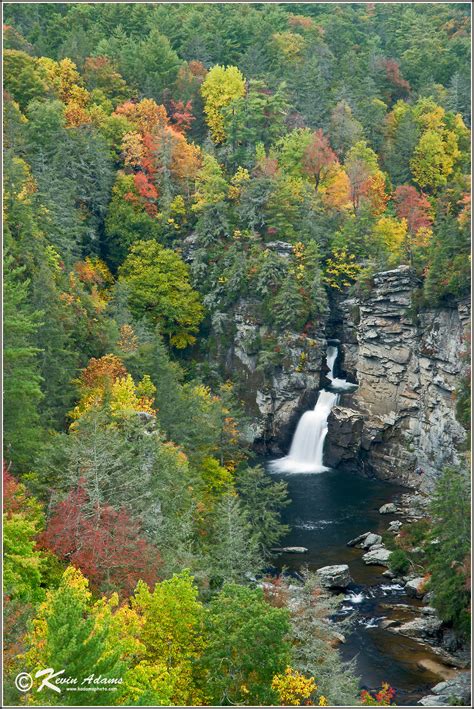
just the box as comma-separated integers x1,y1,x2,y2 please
39,482,162,596
360,683,396,706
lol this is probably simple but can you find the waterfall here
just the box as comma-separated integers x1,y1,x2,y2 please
326,344,356,391
270,342,355,474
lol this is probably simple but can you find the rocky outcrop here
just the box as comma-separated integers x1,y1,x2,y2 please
186,238,329,453
228,298,327,451
325,406,363,467
316,564,353,589
338,266,470,489
418,673,471,707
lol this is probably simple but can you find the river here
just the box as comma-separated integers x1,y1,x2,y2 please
267,466,445,706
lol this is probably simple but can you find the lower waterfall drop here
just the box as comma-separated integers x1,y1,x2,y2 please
270,342,354,474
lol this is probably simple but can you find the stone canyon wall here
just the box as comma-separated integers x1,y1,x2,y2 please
328,265,470,490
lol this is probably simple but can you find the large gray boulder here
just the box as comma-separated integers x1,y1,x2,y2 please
379,502,396,514
347,532,382,549
347,532,370,547
361,533,383,549
362,547,392,566
316,564,353,589
389,615,443,641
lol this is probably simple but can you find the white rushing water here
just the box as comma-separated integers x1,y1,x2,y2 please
270,343,355,474
326,344,357,391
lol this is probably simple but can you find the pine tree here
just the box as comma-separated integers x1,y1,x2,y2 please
3,251,44,470
427,467,471,636
235,465,289,557
207,495,261,586
25,567,125,706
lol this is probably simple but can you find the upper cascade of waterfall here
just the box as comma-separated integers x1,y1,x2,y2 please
326,345,357,392
269,341,356,474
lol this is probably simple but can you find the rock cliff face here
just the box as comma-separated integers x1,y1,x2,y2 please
335,266,470,489
183,236,329,453
226,298,327,453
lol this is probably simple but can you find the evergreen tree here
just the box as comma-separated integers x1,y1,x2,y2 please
25,566,125,706
203,584,291,705
427,467,471,637
288,573,359,705
235,464,290,557
3,252,44,470
207,495,261,587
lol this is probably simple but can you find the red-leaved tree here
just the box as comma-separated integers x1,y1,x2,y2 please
394,185,433,235
40,483,162,596
170,99,195,134
303,129,338,188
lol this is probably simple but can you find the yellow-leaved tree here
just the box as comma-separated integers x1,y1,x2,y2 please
371,216,408,265
200,65,245,143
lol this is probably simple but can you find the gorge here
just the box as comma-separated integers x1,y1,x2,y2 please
224,262,469,487
250,264,470,704
3,4,470,706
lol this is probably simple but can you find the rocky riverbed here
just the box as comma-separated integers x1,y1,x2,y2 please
268,468,471,706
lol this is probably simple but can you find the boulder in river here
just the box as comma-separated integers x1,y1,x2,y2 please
362,547,392,566
274,546,308,554
405,576,427,598
347,532,382,549
361,533,383,549
389,614,443,641
379,502,396,514
316,564,353,589
347,532,370,547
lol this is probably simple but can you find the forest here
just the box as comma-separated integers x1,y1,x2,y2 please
2,2,471,707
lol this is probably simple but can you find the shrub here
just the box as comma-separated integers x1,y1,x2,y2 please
389,549,410,575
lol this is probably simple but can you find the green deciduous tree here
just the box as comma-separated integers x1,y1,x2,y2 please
3,49,52,109
119,240,204,348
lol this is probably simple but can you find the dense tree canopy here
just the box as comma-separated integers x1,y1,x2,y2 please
2,3,470,706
